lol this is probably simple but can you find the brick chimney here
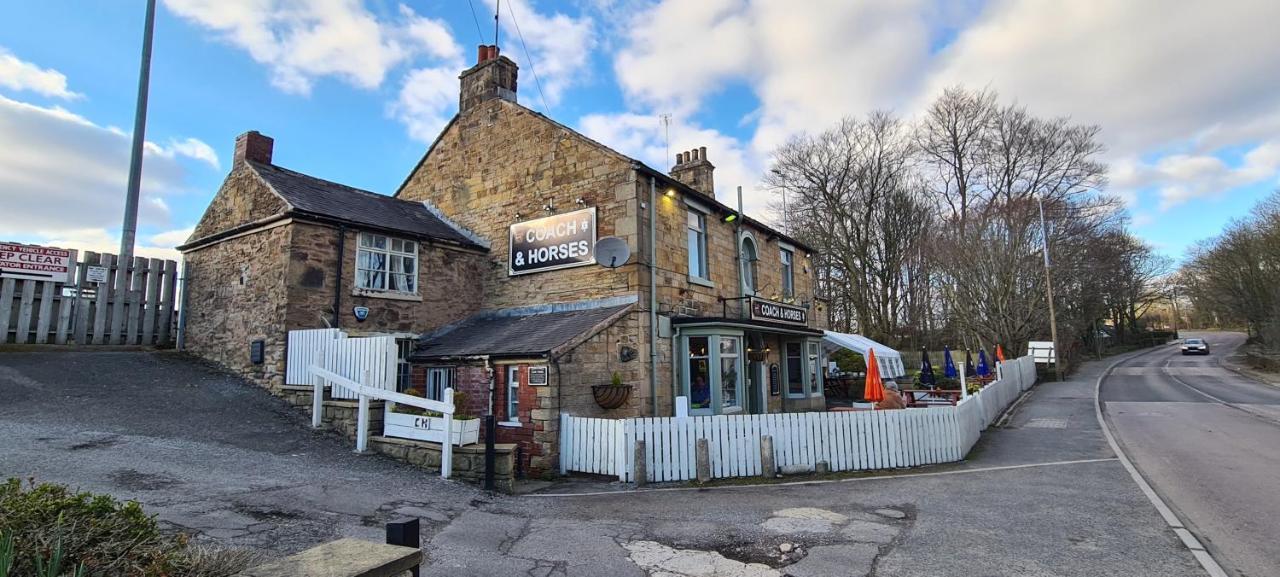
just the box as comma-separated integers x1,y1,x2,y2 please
459,44,518,113
233,130,273,167
670,147,715,198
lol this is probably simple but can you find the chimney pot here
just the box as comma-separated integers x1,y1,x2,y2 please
692,149,699,161
233,130,273,167
670,145,716,197
699,146,707,160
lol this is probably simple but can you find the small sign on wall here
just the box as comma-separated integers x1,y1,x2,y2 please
85,265,109,284
528,365,548,386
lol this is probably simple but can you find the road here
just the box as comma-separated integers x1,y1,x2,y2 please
1,349,1205,576
1101,331,1280,577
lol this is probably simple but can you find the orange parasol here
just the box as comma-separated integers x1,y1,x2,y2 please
864,348,885,403
995,344,1006,363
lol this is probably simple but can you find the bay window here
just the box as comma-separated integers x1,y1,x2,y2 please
681,331,745,415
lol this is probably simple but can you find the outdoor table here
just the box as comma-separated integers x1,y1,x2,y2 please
900,389,963,407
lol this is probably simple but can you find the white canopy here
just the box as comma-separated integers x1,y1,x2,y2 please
822,331,906,378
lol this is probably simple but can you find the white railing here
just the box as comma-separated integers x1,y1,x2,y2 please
563,355,1038,483
307,363,456,479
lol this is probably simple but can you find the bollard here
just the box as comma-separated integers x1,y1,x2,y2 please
816,460,830,474
633,439,647,486
484,415,496,491
386,518,421,577
695,439,711,483
760,435,776,477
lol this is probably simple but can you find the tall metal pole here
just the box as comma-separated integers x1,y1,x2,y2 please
113,0,157,344
1039,198,1062,382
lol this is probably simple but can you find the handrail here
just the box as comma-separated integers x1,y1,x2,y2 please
308,364,454,479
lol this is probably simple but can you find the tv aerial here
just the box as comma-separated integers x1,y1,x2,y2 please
594,236,631,268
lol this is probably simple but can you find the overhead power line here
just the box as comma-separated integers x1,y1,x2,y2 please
505,0,552,116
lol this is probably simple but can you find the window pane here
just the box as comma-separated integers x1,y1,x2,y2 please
370,235,387,249
687,211,701,230
400,255,415,274
369,271,385,290
688,336,708,357
399,274,415,293
688,336,710,410
720,337,738,356
786,342,804,396
356,270,372,289
721,356,738,408
808,343,820,395
687,229,700,276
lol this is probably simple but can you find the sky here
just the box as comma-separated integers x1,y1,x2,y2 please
2,0,1279,262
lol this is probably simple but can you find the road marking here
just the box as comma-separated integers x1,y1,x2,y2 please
1159,357,1280,427
1097,344,1232,577
523,457,1119,498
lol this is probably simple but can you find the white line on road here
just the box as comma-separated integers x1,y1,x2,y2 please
1096,345,1231,577
524,457,1119,498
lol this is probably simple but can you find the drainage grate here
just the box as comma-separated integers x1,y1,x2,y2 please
1024,417,1069,429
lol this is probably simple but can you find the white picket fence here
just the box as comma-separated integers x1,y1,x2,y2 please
286,328,397,399
562,355,1038,483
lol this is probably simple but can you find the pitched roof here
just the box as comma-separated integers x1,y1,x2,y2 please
251,161,482,249
412,304,631,359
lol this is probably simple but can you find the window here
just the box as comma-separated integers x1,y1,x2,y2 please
395,338,415,392
807,341,823,396
425,367,452,402
688,336,711,411
720,337,741,411
780,248,795,299
506,366,520,423
740,236,758,295
786,342,805,397
356,232,417,293
687,211,708,279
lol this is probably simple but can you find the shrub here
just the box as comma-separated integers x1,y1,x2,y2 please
0,478,185,576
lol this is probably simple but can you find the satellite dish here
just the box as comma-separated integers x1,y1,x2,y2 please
594,236,631,268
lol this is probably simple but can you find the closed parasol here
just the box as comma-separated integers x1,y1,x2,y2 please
864,348,885,403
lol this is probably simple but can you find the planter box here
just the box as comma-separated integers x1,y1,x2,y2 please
383,409,480,446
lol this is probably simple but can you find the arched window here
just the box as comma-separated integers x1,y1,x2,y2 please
741,236,758,295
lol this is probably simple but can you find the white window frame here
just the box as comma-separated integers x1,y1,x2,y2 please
356,232,419,295
424,366,452,402
785,341,806,399
505,365,521,425
779,246,795,299
740,233,759,296
687,210,709,281
807,340,824,396
394,338,415,393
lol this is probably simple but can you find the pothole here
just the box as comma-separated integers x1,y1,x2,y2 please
622,540,782,577
109,468,182,491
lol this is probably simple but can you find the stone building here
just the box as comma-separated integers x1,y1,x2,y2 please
181,44,829,477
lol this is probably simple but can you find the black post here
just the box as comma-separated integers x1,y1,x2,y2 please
386,518,420,577
484,415,497,491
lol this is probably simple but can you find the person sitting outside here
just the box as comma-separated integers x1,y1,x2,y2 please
877,380,906,410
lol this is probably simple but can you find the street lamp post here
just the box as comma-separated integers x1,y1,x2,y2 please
1039,197,1063,382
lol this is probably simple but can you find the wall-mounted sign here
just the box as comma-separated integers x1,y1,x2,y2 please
0,242,76,283
508,207,596,275
528,365,548,386
769,363,780,396
353,306,370,322
85,265,109,284
250,340,265,364
749,297,808,326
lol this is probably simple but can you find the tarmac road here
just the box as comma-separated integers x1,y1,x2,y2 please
1100,331,1280,577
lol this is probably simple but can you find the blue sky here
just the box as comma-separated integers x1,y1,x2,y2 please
2,0,1278,261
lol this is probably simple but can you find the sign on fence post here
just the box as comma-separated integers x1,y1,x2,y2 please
0,243,75,283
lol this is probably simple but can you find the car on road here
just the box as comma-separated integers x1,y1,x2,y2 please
1181,338,1210,355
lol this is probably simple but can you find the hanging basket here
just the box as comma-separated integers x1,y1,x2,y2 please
591,384,633,410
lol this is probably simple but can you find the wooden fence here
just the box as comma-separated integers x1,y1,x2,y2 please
0,251,178,346
562,355,1038,483
286,328,398,400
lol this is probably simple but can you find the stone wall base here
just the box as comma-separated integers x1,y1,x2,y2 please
278,385,515,492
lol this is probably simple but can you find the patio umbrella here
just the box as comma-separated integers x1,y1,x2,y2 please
864,348,885,403
964,350,976,377
995,344,1006,363
943,346,958,379
977,349,991,377
919,348,936,388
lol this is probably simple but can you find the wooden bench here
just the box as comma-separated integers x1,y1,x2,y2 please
235,538,421,577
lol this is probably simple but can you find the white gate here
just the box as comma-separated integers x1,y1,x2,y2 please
286,328,397,399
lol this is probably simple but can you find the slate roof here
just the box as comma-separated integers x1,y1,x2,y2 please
251,161,481,248
412,304,631,359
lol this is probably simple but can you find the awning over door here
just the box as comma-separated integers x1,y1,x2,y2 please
822,331,906,378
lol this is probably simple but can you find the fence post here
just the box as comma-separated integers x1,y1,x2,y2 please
311,347,324,429
441,388,454,479
483,415,496,491
633,439,647,486
559,413,569,475
760,435,776,477
695,438,711,483
959,363,968,400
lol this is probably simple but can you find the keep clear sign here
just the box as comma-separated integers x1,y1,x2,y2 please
509,207,596,275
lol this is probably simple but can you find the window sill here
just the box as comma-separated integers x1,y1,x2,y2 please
688,276,715,288
722,406,743,415
351,289,422,302
498,421,522,428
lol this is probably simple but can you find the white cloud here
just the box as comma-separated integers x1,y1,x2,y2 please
26,227,182,262
149,137,221,170
487,0,596,108
1110,140,1280,211
0,95,213,241
0,48,82,100
391,64,462,143
149,227,196,248
162,0,458,95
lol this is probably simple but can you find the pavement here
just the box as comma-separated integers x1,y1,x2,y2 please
0,349,1209,576
1100,331,1280,577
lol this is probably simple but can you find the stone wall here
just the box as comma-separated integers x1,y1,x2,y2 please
183,224,291,390
187,167,286,243
283,222,487,334
396,98,643,310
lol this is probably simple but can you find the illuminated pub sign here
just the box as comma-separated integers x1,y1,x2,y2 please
749,296,807,326
508,207,596,275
